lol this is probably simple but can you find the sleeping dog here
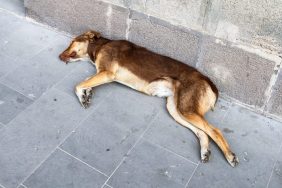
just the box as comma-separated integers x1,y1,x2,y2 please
59,30,239,167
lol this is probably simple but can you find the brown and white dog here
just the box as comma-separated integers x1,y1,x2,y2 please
59,30,239,167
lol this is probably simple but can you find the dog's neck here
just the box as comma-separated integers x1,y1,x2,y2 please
87,37,110,62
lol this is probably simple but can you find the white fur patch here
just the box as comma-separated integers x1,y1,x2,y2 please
146,80,173,97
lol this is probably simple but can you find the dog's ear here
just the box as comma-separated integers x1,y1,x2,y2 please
85,30,101,41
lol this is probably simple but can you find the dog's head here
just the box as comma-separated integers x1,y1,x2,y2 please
59,30,101,63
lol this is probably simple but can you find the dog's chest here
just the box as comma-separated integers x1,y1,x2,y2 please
115,67,149,92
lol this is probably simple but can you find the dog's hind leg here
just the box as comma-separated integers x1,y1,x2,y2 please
182,113,238,167
75,71,115,108
165,83,211,163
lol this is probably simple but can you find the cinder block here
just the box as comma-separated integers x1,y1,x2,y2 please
25,0,128,39
205,0,282,52
128,11,200,67
102,0,205,30
266,70,282,117
198,36,276,107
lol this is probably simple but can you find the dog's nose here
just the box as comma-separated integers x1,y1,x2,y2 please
59,53,67,61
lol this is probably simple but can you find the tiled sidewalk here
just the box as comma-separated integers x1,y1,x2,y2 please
0,1,281,188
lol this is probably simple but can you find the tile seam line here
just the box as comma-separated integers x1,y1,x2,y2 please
15,91,110,188
185,161,200,188
0,7,25,19
266,142,282,188
0,63,81,128
20,184,27,188
101,110,161,188
104,184,113,188
142,138,198,165
0,81,35,101
57,147,109,178
0,26,71,82
0,182,6,188
0,35,74,101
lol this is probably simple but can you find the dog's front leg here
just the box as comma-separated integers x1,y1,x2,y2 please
75,71,115,108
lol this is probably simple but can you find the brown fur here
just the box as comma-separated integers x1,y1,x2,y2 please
59,30,238,167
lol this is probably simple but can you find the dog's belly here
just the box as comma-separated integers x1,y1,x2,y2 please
115,67,149,92
115,67,173,97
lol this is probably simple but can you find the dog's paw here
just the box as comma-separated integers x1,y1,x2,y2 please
227,152,239,167
201,149,211,163
76,88,93,108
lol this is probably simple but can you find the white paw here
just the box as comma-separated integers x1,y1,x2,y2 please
75,87,93,108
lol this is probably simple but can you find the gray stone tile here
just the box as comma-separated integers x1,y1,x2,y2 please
0,54,20,78
143,99,231,164
108,140,196,188
61,84,162,175
0,0,25,16
0,88,92,188
0,11,25,39
188,104,282,188
0,20,63,62
1,36,76,100
24,149,107,188
55,61,98,97
205,98,232,125
0,83,33,124
17,185,27,188
0,123,4,130
268,157,282,188
103,184,113,188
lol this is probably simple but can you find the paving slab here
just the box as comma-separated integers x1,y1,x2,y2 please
103,184,113,188
188,104,282,188
23,149,107,188
107,139,197,188
143,99,231,164
17,185,26,188
0,19,63,62
0,54,20,79
0,36,76,100
268,151,282,188
60,84,162,175
0,88,93,188
0,83,33,124
0,0,25,16
0,11,25,39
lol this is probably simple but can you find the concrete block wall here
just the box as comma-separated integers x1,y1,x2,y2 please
24,0,282,120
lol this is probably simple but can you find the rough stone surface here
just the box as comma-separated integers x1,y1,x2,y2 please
25,0,128,39
266,70,282,117
103,0,206,31
128,11,200,67
205,0,282,52
198,36,276,107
